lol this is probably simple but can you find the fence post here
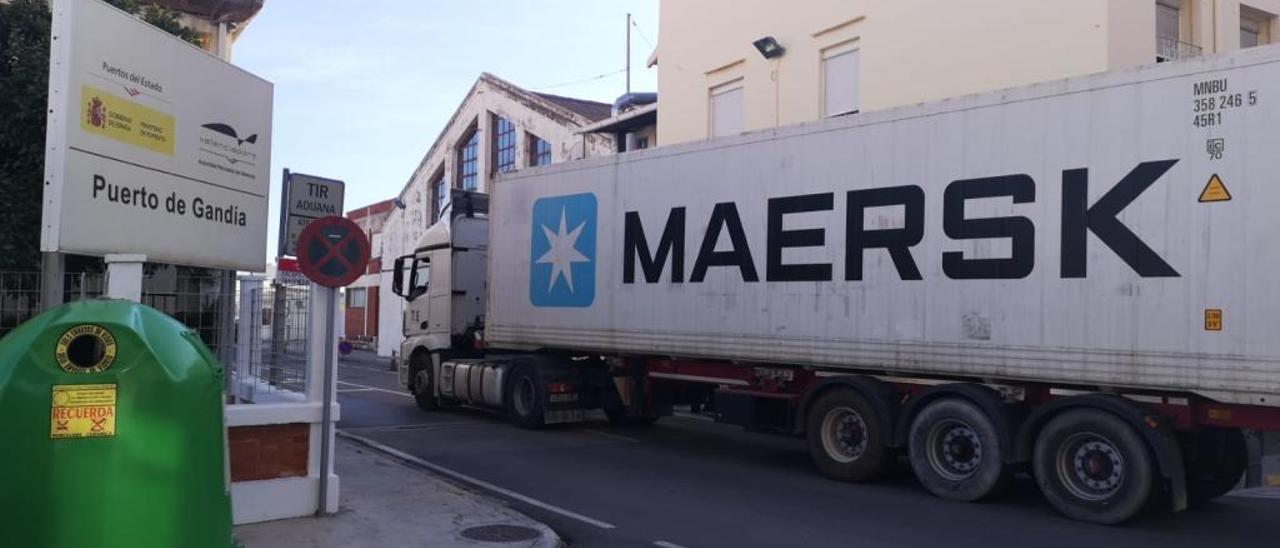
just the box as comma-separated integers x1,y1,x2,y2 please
39,252,64,311
234,276,264,403
104,254,146,302
270,281,287,385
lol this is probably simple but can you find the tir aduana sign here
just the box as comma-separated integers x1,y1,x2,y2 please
41,0,273,271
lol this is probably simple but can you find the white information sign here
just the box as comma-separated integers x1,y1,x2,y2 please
279,172,345,258
41,0,273,271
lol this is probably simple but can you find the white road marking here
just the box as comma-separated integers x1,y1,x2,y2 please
337,388,376,393
338,431,618,530
338,362,399,375
654,541,693,548
336,380,412,398
582,429,640,443
673,411,715,423
346,422,483,433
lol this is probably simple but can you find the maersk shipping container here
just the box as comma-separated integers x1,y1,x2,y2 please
487,46,1280,409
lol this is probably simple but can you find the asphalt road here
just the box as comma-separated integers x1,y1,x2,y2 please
334,351,1278,548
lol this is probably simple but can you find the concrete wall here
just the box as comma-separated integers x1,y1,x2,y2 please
656,0,1280,146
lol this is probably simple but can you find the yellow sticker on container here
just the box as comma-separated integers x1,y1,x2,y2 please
1198,174,1232,203
54,324,117,373
51,384,117,440
1205,309,1223,331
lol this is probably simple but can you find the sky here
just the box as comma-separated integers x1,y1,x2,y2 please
231,0,660,259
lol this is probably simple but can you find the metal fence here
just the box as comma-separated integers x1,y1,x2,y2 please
0,271,107,335
0,266,317,405
229,281,312,402
1157,36,1202,62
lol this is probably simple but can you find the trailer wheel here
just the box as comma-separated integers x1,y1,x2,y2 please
409,351,438,412
1034,409,1155,525
806,388,892,482
506,368,545,429
1186,427,1247,507
908,398,1011,502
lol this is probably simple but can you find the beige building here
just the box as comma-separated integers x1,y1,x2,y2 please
653,0,1280,146
376,73,614,356
149,0,263,57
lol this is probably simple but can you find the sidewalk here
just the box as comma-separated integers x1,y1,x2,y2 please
234,437,560,548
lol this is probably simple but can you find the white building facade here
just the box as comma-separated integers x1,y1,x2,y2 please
376,73,614,357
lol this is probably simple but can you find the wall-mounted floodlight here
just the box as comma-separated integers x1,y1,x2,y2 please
753,36,785,59
393,198,406,209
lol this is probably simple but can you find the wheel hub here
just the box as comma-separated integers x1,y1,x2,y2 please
1074,441,1123,491
1058,433,1125,501
821,407,869,463
928,420,983,480
514,377,536,416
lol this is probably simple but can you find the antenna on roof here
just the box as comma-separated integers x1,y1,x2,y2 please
626,13,632,95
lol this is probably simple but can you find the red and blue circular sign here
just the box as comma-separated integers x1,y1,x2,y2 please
297,216,370,288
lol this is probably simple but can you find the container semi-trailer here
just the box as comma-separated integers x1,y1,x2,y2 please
391,45,1280,525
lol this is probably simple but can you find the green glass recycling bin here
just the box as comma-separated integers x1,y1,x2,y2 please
0,299,235,548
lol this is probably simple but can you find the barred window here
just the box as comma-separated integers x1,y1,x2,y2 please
493,115,516,174
529,133,552,166
457,127,478,190
431,170,447,222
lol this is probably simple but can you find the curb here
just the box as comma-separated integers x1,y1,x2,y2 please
336,430,565,548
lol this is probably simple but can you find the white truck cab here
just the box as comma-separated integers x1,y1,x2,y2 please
391,192,489,396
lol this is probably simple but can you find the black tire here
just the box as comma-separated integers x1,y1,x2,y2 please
506,368,545,429
1186,427,1247,507
1033,409,1156,525
805,388,893,482
409,352,438,412
908,398,1011,502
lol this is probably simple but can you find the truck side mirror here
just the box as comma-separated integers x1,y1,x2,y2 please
391,256,406,297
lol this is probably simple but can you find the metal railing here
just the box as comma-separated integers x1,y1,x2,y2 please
0,267,242,396
1157,36,1202,62
229,282,312,402
0,271,105,336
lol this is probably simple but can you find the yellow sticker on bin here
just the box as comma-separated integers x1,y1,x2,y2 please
51,384,117,439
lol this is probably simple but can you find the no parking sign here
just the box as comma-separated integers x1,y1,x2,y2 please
296,216,370,288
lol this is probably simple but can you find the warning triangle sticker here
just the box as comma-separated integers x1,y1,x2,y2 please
1199,174,1232,202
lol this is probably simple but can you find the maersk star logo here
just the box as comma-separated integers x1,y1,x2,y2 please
530,193,597,307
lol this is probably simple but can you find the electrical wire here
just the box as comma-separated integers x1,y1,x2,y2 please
631,17,655,50
532,68,627,91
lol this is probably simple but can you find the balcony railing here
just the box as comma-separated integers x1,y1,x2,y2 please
1157,35,1203,62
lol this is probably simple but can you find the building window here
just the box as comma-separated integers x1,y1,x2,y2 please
430,169,447,222
709,79,744,138
1241,6,1274,49
491,115,517,175
1156,0,1200,61
637,136,650,150
529,133,552,166
347,287,366,308
457,126,479,190
822,42,860,117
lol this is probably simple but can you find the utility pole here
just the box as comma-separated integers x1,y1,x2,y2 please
626,13,632,95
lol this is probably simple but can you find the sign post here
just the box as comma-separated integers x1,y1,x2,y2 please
296,215,369,516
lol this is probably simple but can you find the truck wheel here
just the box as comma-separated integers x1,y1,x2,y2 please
1033,409,1155,525
410,353,438,412
1186,427,1247,507
806,388,892,482
506,368,545,429
908,398,1010,502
